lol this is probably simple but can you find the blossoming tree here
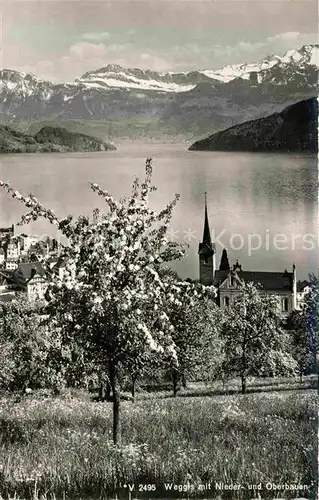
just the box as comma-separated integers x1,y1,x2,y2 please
0,159,214,443
221,282,297,393
285,273,318,381
157,268,222,396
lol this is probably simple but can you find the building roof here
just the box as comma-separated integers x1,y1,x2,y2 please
203,193,212,247
215,269,294,292
198,193,216,255
297,280,309,292
47,256,68,268
214,270,229,286
0,225,14,234
238,271,293,291
14,262,47,285
0,270,15,286
0,292,16,303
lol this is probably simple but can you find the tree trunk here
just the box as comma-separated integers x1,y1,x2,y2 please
105,379,111,400
172,372,178,397
109,362,121,444
299,372,303,384
99,384,105,400
241,375,247,394
131,374,137,402
181,373,187,389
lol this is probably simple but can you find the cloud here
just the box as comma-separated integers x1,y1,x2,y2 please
269,32,301,41
81,32,111,42
198,32,318,69
69,42,108,59
27,41,173,81
3,29,318,83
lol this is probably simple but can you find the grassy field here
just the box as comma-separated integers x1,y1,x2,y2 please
0,379,317,500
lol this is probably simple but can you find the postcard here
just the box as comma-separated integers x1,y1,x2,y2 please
0,1,317,499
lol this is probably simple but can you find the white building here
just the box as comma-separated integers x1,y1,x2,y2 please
296,280,311,310
13,262,48,301
19,234,40,255
0,248,5,266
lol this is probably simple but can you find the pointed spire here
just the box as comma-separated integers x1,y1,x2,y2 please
202,192,212,248
219,248,230,271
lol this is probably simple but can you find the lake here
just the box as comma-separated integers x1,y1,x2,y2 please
0,142,317,281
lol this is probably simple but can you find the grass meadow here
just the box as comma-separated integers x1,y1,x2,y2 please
0,377,317,500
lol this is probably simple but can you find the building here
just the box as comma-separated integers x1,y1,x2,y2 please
296,280,310,310
0,248,5,266
198,194,216,286
0,224,65,303
0,270,15,293
19,234,40,255
4,238,21,270
0,224,14,241
13,262,48,302
198,196,297,318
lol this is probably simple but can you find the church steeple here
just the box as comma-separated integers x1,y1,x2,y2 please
198,193,216,285
202,192,212,249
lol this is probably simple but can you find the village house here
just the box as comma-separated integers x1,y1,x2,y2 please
198,196,300,319
0,223,66,303
12,262,48,302
0,270,15,293
0,224,60,278
0,248,5,266
4,238,21,270
19,234,41,255
296,280,311,310
0,270,16,303
0,224,15,241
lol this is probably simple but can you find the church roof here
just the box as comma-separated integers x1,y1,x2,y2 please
215,269,294,292
214,270,229,286
238,271,293,291
198,193,215,254
203,195,212,247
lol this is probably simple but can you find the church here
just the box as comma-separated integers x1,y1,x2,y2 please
198,196,298,319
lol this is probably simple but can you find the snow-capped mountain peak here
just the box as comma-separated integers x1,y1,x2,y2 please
74,44,319,91
0,68,53,100
201,44,319,83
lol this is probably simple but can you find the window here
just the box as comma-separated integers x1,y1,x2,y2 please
204,256,209,264
282,297,289,312
223,296,230,307
230,275,234,286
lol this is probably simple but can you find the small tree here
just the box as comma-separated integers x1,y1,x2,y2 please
159,268,219,396
307,273,319,374
286,274,318,380
286,310,314,382
0,295,54,392
222,282,297,394
1,159,208,443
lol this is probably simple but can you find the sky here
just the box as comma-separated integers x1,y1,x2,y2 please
0,0,318,82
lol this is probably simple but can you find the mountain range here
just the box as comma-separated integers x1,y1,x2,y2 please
189,97,318,152
0,44,318,141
